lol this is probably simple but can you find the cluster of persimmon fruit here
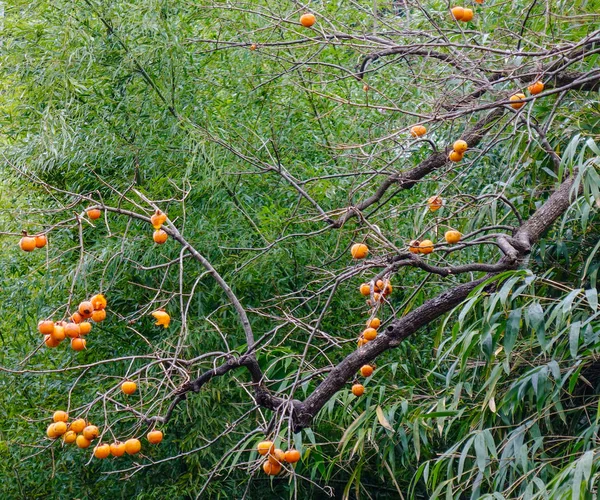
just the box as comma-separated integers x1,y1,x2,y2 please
45,410,163,458
150,209,169,244
37,294,107,351
450,6,474,21
408,196,463,254
509,80,545,109
18,231,47,252
257,441,301,476
352,316,380,397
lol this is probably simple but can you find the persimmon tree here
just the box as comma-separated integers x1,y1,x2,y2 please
0,0,599,498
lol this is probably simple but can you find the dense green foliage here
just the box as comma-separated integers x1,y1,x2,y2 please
0,0,599,498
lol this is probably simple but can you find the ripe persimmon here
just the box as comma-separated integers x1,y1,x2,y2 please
70,418,86,433
53,410,69,423
284,449,301,463
64,323,80,339
110,442,126,457
91,309,106,322
147,430,163,444
372,292,382,302
94,444,111,459
409,240,421,254
47,424,58,439
150,210,167,229
363,84,369,92
268,448,285,465
350,243,369,259
462,8,474,21
121,381,137,395
78,301,94,317
375,280,384,292
363,327,377,341
70,312,83,324
90,294,107,310
360,365,374,377
257,441,274,456
451,6,465,20
19,235,36,252
250,43,257,51
453,140,468,154
38,320,55,335
83,425,99,440
53,421,67,436
125,438,141,455
299,13,316,27
263,460,282,475
71,337,86,351
410,125,427,137
448,150,463,162
427,196,443,212
51,326,66,342
79,322,92,335
357,338,367,347
445,230,462,244
367,317,380,329
528,81,544,95
151,310,170,328
35,234,47,248
383,283,393,295
76,435,91,448
509,93,526,109
63,431,77,444
44,335,61,348
419,240,434,254
153,229,168,244
359,283,371,296
87,208,101,220
352,384,365,396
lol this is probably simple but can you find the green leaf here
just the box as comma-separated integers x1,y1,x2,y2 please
504,308,522,357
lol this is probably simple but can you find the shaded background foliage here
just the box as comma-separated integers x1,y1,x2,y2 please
0,0,599,498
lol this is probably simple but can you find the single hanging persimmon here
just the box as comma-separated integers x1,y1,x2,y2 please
383,282,393,295
64,323,81,338
509,93,527,109
76,435,91,448
147,430,163,444
53,410,69,423
71,337,86,351
299,12,316,27
367,317,380,329
91,309,106,322
79,301,94,317
63,431,77,444
363,327,377,341
360,365,374,377
359,283,371,296
268,448,285,465
453,140,468,154
53,421,67,436
90,294,107,310
153,229,168,244
427,196,443,212
249,43,257,51
70,418,86,433
350,243,369,259
94,443,111,459
363,84,369,92
462,8,474,21
409,240,421,254
47,424,58,439
449,150,463,162
87,208,101,220
38,320,55,335
150,210,167,229
419,239,434,254
51,325,66,342
44,335,61,348
121,381,137,395
125,438,141,455
70,312,83,324
79,322,92,335
352,384,365,396
83,425,99,440
35,234,47,248
19,233,36,252
528,81,544,95
410,125,427,137
110,442,126,457
451,6,465,19
284,449,301,464
152,309,170,328
445,230,462,244
263,460,282,475
257,441,274,456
